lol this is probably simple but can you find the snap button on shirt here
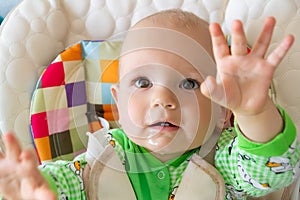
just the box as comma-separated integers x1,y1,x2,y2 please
157,170,166,180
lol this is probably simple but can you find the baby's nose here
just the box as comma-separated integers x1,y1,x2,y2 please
151,86,177,109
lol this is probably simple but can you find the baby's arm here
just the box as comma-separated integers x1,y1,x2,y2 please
201,17,294,142
0,132,56,199
215,120,300,198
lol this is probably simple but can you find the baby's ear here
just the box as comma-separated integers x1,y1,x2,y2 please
111,85,119,103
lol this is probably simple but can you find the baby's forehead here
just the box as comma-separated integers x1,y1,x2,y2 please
119,49,203,75
120,27,216,78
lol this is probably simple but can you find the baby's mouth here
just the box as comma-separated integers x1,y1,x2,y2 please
150,122,178,127
145,121,180,140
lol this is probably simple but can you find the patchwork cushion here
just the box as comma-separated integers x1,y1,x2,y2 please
30,40,121,162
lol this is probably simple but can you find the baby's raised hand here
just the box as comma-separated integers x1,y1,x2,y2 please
0,132,56,200
201,17,294,116
201,17,294,142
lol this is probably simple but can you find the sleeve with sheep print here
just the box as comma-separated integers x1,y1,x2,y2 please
215,107,300,199
39,153,87,200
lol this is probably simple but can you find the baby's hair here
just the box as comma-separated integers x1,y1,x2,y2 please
133,9,209,32
131,8,213,57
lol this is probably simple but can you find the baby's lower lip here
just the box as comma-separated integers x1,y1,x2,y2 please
149,126,179,132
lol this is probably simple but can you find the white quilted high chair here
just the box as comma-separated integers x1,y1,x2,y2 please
0,0,300,199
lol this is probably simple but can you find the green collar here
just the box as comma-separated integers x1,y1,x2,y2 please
111,129,199,200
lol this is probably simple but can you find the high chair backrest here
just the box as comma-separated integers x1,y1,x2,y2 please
0,0,299,199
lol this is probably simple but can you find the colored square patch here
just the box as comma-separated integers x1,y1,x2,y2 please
69,126,88,152
100,60,118,83
63,61,85,84
65,81,87,107
41,62,65,88
49,130,73,158
47,108,70,134
31,112,50,138
34,137,52,161
103,104,118,121
101,83,114,104
31,89,46,114
86,81,103,104
43,86,68,111
86,103,99,122
82,41,101,60
99,41,122,59
68,104,88,129
85,59,101,82
61,42,82,61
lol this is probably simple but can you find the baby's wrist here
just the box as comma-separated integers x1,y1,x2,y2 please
233,101,283,143
232,98,274,118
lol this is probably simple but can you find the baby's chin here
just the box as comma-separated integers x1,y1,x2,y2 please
128,133,175,151
131,135,195,158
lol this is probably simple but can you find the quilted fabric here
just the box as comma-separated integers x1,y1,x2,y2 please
31,40,120,161
0,0,299,151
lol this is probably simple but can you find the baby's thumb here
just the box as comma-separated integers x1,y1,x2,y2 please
201,76,226,106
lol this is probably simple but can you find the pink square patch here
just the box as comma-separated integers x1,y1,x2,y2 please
47,108,70,134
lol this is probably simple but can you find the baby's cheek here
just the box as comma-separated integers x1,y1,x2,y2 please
127,99,146,126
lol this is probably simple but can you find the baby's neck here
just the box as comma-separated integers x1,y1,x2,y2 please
149,150,189,163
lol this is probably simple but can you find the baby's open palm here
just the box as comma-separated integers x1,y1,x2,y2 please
0,133,56,199
201,17,294,116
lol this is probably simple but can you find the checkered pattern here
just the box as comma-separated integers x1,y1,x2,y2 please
40,159,87,199
168,159,189,192
215,128,299,199
30,40,122,162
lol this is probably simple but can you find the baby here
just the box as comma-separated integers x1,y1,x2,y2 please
0,9,299,200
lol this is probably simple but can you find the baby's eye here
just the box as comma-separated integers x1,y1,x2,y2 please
134,77,152,88
180,78,200,90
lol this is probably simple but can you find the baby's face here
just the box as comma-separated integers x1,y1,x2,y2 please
112,49,214,159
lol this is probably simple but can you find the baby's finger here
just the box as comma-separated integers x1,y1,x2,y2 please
209,23,230,61
21,148,39,169
201,76,226,106
251,17,276,57
4,132,22,162
230,20,248,56
267,34,294,67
